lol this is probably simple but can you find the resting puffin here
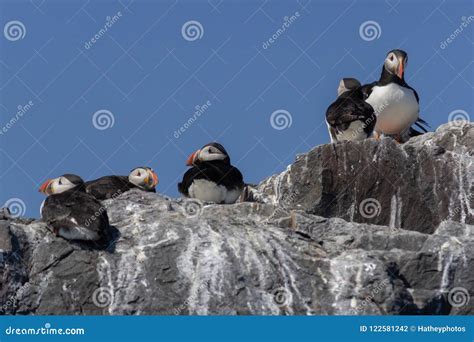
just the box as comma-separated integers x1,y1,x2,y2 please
178,142,244,204
364,49,428,142
84,167,158,200
325,78,376,142
39,174,109,241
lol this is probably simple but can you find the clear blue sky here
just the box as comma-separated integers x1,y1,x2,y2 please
1,0,472,218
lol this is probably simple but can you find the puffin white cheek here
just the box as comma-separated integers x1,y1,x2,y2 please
197,150,210,162
130,175,145,186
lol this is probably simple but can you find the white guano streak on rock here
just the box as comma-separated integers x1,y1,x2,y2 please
389,189,402,229
177,217,228,315
96,255,114,314
109,211,163,314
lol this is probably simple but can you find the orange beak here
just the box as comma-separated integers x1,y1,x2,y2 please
150,170,159,187
186,149,200,166
397,59,405,79
39,179,52,194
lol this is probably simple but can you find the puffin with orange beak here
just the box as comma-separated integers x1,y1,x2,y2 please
84,166,159,200
364,49,429,142
39,174,109,242
178,142,244,204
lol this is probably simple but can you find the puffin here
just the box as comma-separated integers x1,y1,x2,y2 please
84,167,158,200
364,49,428,142
39,174,109,241
325,78,376,142
178,142,244,204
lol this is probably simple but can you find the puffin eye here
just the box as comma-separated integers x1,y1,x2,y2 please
58,178,62,185
389,55,394,61
137,171,141,176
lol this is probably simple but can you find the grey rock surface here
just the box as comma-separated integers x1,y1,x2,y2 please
0,122,472,315
251,123,473,234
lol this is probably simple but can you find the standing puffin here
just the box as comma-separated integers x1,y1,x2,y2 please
39,174,109,241
364,49,428,142
84,166,158,200
178,142,244,204
325,78,376,142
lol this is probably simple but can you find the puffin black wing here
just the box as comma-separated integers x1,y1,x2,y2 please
360,82,377,100
42,190,109,241
326,88,376,137
178,161,244,196
84,176,135,200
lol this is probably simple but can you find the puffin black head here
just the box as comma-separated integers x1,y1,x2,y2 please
128,166,159,190
186,142,230,166
39,174,84,196
337,78,361,96
383,49,408,80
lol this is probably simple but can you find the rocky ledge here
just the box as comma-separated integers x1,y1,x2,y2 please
0,122,472,315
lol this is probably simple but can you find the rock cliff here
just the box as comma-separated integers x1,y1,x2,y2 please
1,122,472,315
